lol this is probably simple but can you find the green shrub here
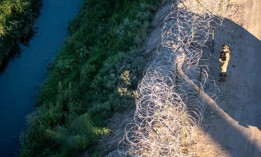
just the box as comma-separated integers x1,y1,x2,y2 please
20,0,161,156
0,0,42,65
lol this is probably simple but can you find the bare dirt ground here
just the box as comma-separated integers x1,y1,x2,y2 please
95,0,261,156
194,0,261,156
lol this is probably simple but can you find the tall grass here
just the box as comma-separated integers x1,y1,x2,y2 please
20,0,161,156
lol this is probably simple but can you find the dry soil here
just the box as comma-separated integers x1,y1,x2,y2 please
96,1,261,156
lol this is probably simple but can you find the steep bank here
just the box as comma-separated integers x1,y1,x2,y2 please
94,2,169,155
95,0,261,156
0,0,82,156
20,0,162,156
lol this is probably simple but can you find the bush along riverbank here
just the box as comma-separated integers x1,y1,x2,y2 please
20,0,161,156
0,0,42,69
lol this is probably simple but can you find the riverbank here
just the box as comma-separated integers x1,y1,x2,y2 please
0,0,82,156
0,0,42,68
20,0,162,156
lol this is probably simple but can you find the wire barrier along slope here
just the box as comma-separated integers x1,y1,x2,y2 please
111,0,228,156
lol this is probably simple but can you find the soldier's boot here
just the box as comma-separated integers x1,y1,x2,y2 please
219,72,227,77
219,72,226,82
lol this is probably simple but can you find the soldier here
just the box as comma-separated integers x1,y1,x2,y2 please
219,44,230,82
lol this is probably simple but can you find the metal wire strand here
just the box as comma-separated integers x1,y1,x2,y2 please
110,0,228,156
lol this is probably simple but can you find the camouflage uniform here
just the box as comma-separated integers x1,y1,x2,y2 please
219,45,230,82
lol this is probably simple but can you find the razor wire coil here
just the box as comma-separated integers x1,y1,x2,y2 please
110,0,229,156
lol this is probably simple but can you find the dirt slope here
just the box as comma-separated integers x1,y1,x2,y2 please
94,1,261,156
195,0,261,156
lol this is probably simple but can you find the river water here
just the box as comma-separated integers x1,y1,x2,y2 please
0,0,82,156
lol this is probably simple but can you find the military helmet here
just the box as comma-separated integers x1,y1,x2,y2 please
222,44,230,51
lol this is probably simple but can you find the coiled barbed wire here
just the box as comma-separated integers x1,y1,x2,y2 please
110,0,228,156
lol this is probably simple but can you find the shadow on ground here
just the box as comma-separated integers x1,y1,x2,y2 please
201,17,261,157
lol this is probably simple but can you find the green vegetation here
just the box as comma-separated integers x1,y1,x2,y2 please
20,0,160,156
0,0,42,65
